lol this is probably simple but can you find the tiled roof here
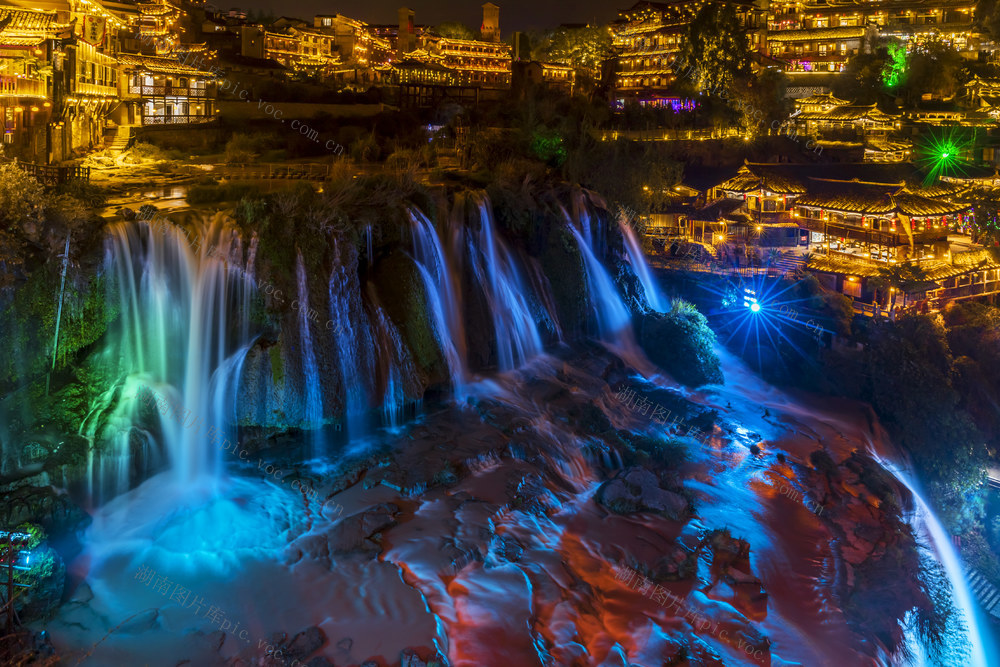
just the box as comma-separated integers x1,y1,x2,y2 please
892,193,970,216
951,247,1000,269
908,181,967,199
766,26,867,42
689,197,746,222
866,136,911,152
116,53,207,74
794,181,971,217
806,255,885,277
0,7,59,37
795,92,851,106
799,104,895,122
717,165,808,194
726,161,926,189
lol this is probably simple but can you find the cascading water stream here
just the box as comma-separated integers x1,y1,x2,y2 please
617,216,667,313
90,216,255,503
408,208,468,394
464,195,543,370
876,457,991,667
294,252,324,432
328,239,376,440
566,224,631,342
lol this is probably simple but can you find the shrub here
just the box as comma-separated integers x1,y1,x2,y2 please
638,299,724,387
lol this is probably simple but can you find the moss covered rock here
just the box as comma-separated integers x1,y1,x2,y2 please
638,301,724,387
370,248,446,388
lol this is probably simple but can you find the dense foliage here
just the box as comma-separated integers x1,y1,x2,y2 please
677,2,751,95
639,300,724,387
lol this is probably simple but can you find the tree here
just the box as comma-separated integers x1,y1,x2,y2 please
976,0,1000,43
531,25,613,71
863,315,989,533
903,40,964,103
433,22,476,40
0,163,45,286
676,2,751,95
870,263,929,312
962,186,1000,245
729,68,791,138
833,46,890,104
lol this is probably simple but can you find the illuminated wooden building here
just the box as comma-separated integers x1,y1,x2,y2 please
0,5,61,160
794,103,899,139
513,60,575,96
710,162,994,307
964,76,1000,119
416,35,511,88
385,58,457,86
115,53,215,125
312,14,392,84
766,25,873,75
239,25,341,76
135,0,182,56
767,0,980,79
611,0,766,107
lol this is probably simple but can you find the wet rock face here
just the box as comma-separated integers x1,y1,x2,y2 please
299,502,401,564
597,466,691,521
0,485,91,539
800,449,930,653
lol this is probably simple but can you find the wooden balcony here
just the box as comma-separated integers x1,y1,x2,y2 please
141,114,214,125
73,81,118,98
128,84,208,97
0,76,47,99
796,216,946,246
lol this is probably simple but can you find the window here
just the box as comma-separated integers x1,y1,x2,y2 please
819,44,827,55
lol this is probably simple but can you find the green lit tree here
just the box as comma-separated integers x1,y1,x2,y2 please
881,41,907,90
677,2,751,95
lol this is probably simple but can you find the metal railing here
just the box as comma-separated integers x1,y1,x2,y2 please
0,76,47,99
141,114,214,125
15,162,90,185
74,81,118,97
128,85,208,97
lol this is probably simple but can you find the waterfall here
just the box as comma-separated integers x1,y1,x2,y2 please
408,208,468,393
879,458,990,666
564,213,631,343
294,252,324,431
617,216,667,313
328,239,376,440
465,195,543,370
366,284,413,431
92,215,254,502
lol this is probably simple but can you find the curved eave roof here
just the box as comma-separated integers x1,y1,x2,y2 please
116,53,206,75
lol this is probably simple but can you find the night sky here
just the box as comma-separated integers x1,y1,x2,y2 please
232,0,621,33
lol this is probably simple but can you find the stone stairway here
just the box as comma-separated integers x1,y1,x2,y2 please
771,251,806,275
107,125,136,154
964,564,1000,619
